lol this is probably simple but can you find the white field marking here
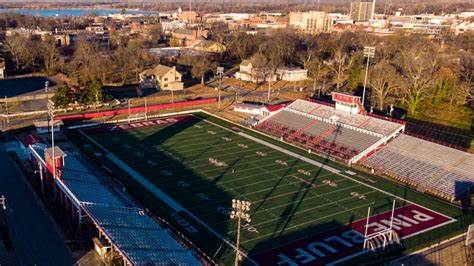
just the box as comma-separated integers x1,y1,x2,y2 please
147,160,157,167
79,129,259,266
239,200,378,244
191,176,357,213
189,177,353,216
164,171,336,198
114,134,285,167
158,165,309,193
139,144,153,153
134,151,144,157
201,184,370,221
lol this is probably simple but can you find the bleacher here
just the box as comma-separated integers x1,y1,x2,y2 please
362,134,474,201
29,146,201,265
257,100,403,163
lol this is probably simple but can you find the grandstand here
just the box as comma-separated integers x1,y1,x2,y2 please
27,144,202,265
257,98,404,164
362,134,474,202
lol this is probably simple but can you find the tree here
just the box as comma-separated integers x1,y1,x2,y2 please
39,35,61,74
52,83,73,108
250,53,269,84
114,41,145,85
6,34,39,70
179,54,216,85
368,60,399,110
325,48,354,90
396,46,440,115
209,22,228,58
306,59,330,98
78,76,103,106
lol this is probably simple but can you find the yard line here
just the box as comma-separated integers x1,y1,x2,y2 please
164,170,336,197
197,183,367,220
191,179,360,217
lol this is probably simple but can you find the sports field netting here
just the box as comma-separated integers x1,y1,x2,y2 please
78,114,456,265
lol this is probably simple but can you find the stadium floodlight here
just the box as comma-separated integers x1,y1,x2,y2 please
48,99,57,181
0,195,5,210
362,46,375,109
230,199,251,266
216,66,224,111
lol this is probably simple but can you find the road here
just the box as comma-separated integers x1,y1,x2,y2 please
0,147,73,266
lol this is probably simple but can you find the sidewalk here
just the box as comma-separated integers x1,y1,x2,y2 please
0,147,73,266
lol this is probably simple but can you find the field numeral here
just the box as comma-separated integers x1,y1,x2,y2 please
195,192,210,201
178,181,190,188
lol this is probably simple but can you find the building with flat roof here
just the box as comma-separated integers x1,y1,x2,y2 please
350,0,376,22
289,11,331,34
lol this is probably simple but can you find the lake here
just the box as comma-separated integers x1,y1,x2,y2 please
0,8,158,17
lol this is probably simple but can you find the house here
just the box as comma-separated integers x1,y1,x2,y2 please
194,40,226,53
171,28,209,47
0,58,5,79
139,64,184,91
235,60,277,83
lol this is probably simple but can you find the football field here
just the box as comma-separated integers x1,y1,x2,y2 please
78,114,457,265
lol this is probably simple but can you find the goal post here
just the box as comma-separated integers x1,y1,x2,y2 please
363,200,401,252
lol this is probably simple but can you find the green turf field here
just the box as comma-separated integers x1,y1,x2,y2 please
73,113,473,265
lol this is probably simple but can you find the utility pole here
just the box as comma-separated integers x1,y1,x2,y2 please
362,46,375,110
45,81,50,133
144,97,148,120
216,66,224,111
4,96,8,126
128,99,131,123
230,199,251,266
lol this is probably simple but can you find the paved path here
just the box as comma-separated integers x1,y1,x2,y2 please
0,147,73,266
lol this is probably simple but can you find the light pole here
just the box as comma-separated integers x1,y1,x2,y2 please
4,96,8,126
362,46,375,110
230,199,251,266
128,99,131,123
48,99,56,181
0,195,5,210
45,81,50,133
144,97,148,120
216,66,224,111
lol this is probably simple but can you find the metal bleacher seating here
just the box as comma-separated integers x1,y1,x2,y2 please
362,134,474,201
256,100,399,162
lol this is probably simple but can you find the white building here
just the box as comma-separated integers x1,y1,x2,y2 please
235,60,277,83
289,11,332,34
236,60,307,83
33,120,64,134
0,58,5,79
276,67,308,82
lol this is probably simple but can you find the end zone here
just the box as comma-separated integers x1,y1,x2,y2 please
252,204,455,265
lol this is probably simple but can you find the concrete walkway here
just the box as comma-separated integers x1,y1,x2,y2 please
0,147,73,266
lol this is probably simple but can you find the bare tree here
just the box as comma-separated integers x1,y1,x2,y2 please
325,48,354,90
368,60,399,110
39,35,61,74
396,47,440,115
250,53,269,84
180,53,216,86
